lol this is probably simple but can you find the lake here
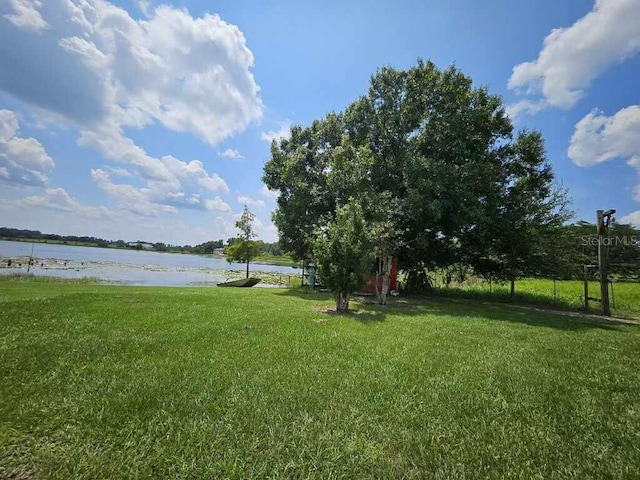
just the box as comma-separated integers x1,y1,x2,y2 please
0,240,301,287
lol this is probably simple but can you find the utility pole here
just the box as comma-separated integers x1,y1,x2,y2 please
597,209,616,316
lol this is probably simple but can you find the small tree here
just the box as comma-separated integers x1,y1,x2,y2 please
225,206,260,278
314,200,371,312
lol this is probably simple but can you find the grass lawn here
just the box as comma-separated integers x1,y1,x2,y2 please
427,277,640,320
1,282,639,479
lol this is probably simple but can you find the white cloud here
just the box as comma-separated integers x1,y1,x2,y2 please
221,148,244,159
260,185,279,201
91,168,178,217
569,106,640,216
620,211,640,227
568,106,640,168
205,197,231,213
79,122,229,212
0,109,54,186
0,1,246,219
237,195,265,209
137,1,150,16
4,0,48,32
106,166,134,177
19,187,112,219
0,199,238,245
161,155,229,194
0,109,19,142
251,216,279,243
508,0,640,114
1,0,263,146
505,100,549,120
78,123,174,182
260,121,292,144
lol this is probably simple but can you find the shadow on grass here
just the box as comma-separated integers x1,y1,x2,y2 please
313,305,386,324
277,287,636,332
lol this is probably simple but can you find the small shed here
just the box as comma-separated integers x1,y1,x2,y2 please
361,258,398,294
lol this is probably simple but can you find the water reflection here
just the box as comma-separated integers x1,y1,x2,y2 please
0,240,301,287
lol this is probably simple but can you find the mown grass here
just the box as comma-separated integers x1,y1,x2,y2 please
427,277,640,320
1,282,639,479
0,273,101,284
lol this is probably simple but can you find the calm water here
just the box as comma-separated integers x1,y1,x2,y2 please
0,240,301,286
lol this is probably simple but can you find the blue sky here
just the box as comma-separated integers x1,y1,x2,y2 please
0,0,639,245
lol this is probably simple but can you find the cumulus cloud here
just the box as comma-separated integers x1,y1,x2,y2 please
507,0,640,115
620,211,640,227
205,197,231,213
569,106,640,221
161,155,229,194
3,0,48,32
251,215,279,243
78,124,173,182
260,185,279,201
505,100,549,120
221,148,244,159
91,165,231,217
0,1,250,218
237,195,265,209
568,106,640,168
0,0,263,145
106,166,134,177
260,121,292,144
91,168,178,217
18,187,112,219
79,122,229,211
0,109,54,186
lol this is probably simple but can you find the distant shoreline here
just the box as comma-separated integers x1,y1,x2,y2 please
0,255,300,287
0,238,298,267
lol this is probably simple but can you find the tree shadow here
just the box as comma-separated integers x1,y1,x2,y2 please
380,296,636,331
313,305,386,324
278,288,637,332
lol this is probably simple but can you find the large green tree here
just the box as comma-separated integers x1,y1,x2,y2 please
263,60,570,297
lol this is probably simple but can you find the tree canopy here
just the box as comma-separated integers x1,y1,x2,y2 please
263,59,573,300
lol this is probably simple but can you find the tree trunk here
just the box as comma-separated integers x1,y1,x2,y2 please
379,254,392,306
509,277,515,301
335,290,350,312
246,259,249,279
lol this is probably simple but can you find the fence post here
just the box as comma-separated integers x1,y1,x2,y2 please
610,278,615,309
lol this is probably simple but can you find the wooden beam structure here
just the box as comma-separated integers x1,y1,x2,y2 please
596,209,616,316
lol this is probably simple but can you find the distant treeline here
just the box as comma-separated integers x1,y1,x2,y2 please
0,227,285,257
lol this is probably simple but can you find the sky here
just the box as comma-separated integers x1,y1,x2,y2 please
0,0,639,246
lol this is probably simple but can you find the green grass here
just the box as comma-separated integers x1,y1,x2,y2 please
1,282,639,479
0,273,102,284
426,276,640,320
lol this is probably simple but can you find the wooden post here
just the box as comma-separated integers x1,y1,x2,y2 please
610,279,615,309
597,209,615,316
584,265,589,311
27,243,34,273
